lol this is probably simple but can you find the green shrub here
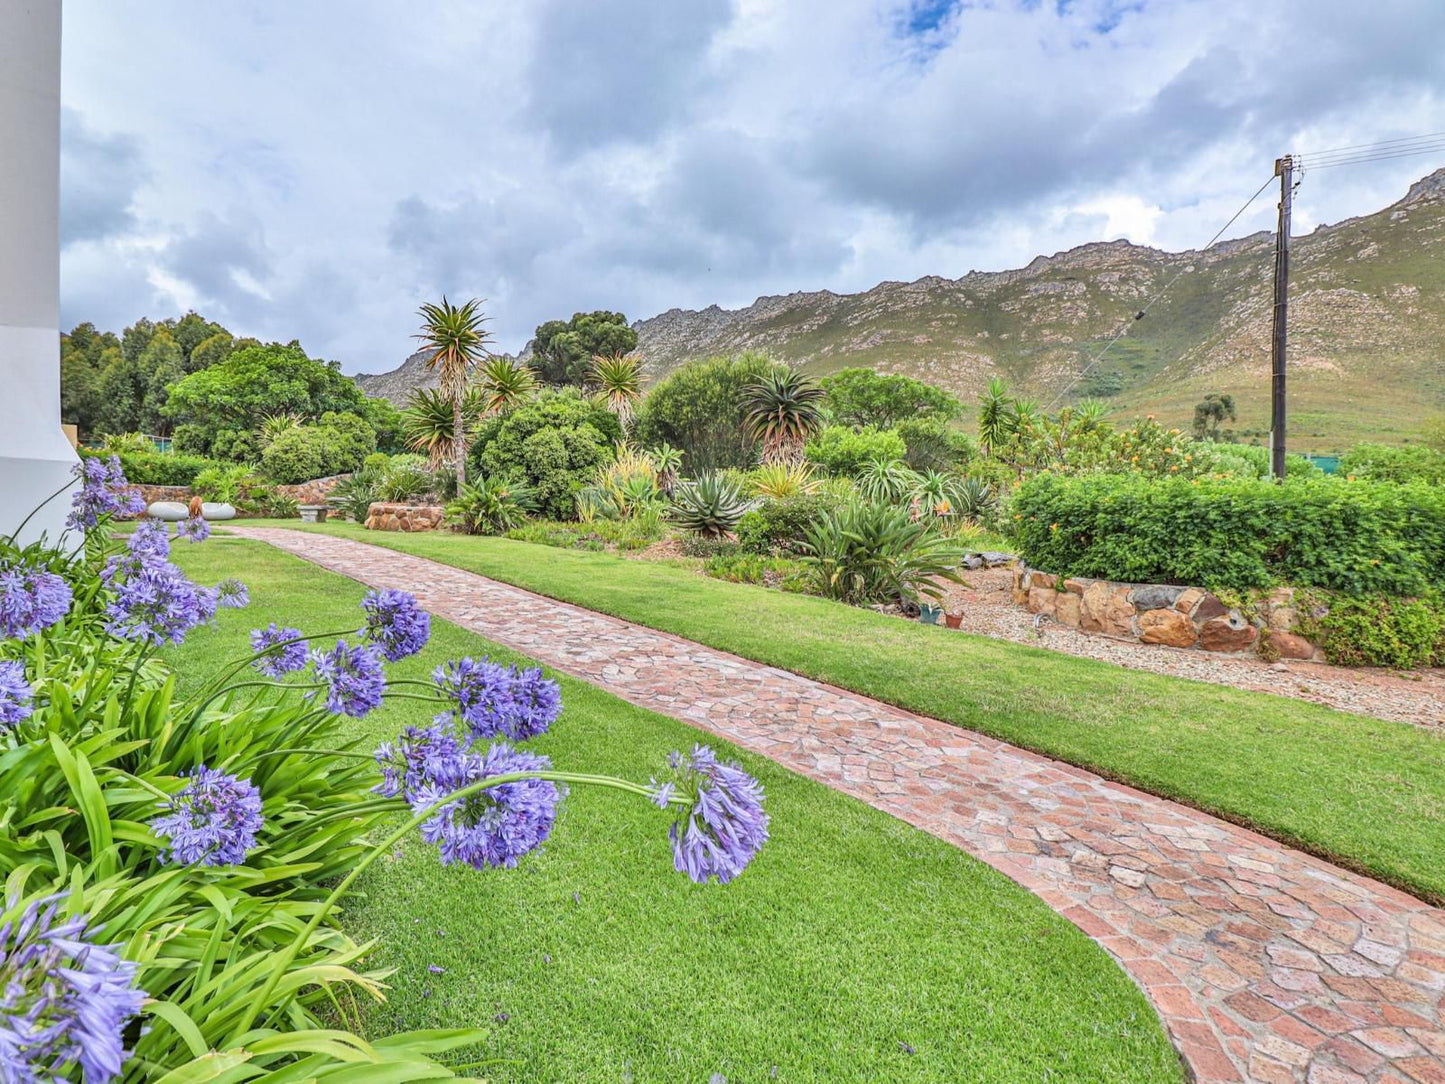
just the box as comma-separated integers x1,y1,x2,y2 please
192,462,253,503
804,425,906,477
801,502,966,606
820,368,961,429
1011,473,1445,595
680,534,741,558
446,475,538,534
1338,442,1445,485
1207,443,1323,480
670,471,752,537
631,353,772,471
1297,592,1445,669
329,471,382,522
737,493,838,555
259,412,377,484
703,551,812,590
376,459,435,502
79,447,227,487
896,417,975,472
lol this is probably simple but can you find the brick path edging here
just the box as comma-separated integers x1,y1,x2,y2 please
231,527,1445,1084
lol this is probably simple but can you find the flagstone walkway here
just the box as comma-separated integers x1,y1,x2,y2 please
233,526,1445,1084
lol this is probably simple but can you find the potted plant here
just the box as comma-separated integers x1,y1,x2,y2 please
918,602,942,625
944,610,963,629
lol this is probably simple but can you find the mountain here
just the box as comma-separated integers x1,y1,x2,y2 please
357,169,1445,449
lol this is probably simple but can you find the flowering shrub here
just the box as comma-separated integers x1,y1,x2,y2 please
0,456,769,1081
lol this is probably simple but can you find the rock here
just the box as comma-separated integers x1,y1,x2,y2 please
365,501,444,532
1062,578,1089,596
963,554,985,570
147,501,188,522
1269,631,1317,660
980,551,1015,568
1130,584,1182,611
1192,594,1228,623
1027,587,1057,616
1267,605,1298,632
1138,608,1196,647
1080,581,1135,637
1031,571,1057,590
1198,613,1259,652
200,502,236,521
1054,591,1082,627
1173,587,1205,615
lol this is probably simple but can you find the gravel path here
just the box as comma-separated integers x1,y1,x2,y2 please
937,570,1445,729
233,526,1445,1084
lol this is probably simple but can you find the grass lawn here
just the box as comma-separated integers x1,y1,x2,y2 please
164,535,1182,1083
249,520,1445,904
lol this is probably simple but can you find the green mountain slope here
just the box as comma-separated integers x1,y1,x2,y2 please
631,169,1445,450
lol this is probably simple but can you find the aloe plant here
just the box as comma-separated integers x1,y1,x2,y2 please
669,471,752,537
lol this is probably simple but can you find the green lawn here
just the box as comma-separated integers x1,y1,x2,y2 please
249,520,1445,903
164,536,1182,1083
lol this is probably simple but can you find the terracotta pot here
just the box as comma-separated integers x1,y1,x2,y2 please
944,612,963,629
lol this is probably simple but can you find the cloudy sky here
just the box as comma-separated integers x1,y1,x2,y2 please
59,0,1445,374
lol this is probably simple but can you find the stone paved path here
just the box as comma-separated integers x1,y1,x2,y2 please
234,527,1445,1084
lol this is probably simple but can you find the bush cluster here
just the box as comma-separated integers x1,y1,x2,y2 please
737,493,837,556
1296,592,1445,670
1010,473,1445,596
1337,442,1445,485
80,448,228,487
804,425,906,476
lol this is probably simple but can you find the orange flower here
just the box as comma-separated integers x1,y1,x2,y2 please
1050,522,1059,531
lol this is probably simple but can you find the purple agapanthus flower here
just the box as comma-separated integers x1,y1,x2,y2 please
0,897,145,1082
0,562,72,640
214,579,249,609
664,745,769,885
103,561,213,646
310,639,386,718
0,660,34,729
151,765,264,867
433,658,560,742
249,624,308,677
411,743,564,870
361,588,431,661
127,518,172,562
373,721,463,801
175,515,210,543
66,456,145,532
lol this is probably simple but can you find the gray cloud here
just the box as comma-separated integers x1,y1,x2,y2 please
59,108,147,246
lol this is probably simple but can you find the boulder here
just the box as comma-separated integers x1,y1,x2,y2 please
1173,587,1206,615
1192,594,1229,623
147,501,188,522
1062,578,1089,596
1130,584,1182,611
1031,571,1057,590
1080,581,1135,637
980,551,1015,568
1269,631,1317,660
1198,613,1258,653
1027,587,1057,616
1054,591,1082,627
1138,608,1196,647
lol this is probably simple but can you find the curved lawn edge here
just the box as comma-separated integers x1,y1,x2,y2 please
252,520,1445,904
165,535,1187,1083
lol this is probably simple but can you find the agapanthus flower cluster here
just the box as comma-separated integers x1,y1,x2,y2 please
0,561,72,640
103,560,215,646
359,588,431,661
373,721,464,802
175,515,210,543
127,517,172,562
249,623,309,677
66,456,145,532
151,765,264,867
658,744,769,885
0,896,145,1082
433,657,561,741
0,660,34,729
410,743,565,869
310,639,386,718
215,579,249,609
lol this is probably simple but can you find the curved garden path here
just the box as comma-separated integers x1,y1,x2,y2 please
233,526,1445,1084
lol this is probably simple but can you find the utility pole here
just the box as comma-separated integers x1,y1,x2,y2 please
1269,154,1294,481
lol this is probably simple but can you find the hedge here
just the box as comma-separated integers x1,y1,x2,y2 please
79,448,229,487
1010,473,1445,596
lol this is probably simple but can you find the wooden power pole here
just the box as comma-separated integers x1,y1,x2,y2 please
1269,155,1294,481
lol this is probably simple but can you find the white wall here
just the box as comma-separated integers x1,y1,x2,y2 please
1,1,76,547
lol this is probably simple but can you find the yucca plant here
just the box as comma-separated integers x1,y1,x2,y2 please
446,474,537,534
416,297,493,489
954,476,995,521
403,387,484,470
855,457,921,504
743,367,826,465
669,471,752,537
477,355,538,417
801,501,966,607
651,443,684,495
751,461,821,500
590,352,644,425
976,377,1016,458
255,410,303,450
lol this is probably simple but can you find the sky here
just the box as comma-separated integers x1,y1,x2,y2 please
58,0,1445,374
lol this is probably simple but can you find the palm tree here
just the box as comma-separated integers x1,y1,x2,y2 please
476,355,537,418
416,297,493,488
590,352,644,425
402,387,483,470
743,367,826,465
976,378,1016,457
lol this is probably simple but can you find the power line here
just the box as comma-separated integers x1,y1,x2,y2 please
1296,131,1445,159
1045,173,1277,411
1300,142,1445,172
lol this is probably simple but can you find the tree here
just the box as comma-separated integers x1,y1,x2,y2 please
976,378,1016,457
476,356,538,418
590,352,643,425
1192,393,1237,441
631,353,775,472
820,368,961,429
531,311,636,386
743,367,827,465
416,297,493,490
403,387,484,469
60,322,121,436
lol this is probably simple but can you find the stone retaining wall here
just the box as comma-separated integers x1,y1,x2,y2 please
364,502,445,532
1011,568,1322,660
130,474,350,513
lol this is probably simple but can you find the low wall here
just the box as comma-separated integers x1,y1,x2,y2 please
1011,568,1322,661
131,474,351,513
364,502,445,532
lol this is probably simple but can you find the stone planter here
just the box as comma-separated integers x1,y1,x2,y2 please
365,502,444,532
1012,567,1322,661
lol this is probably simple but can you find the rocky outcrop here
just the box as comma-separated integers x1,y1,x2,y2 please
364,502,445,532
1012,568,1321,660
